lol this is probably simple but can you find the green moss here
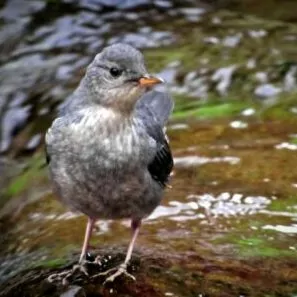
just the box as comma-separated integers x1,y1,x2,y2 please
238,244,295,258
211,213,297,259
144,46,186,72
4,153,47,197
268,195,297,212
238,237,264,246
215,232,297,258
173,102,248,119
32,258,68,269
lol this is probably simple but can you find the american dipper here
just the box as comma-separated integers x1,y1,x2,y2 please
45,43,174,284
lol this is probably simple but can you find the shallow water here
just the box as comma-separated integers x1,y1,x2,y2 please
1,116,297,296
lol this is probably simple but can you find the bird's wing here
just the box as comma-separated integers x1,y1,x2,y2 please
135,91,174,187
136,90,174,128
45,109,84,166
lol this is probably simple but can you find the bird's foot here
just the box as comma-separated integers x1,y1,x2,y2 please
93,262,135,284
47,262,89,286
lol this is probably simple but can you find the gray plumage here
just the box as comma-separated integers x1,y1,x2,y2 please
45,43,173,222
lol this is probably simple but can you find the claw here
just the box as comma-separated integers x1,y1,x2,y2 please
47,261,90,285
74,263,89,277
47,270,69,283
92,263,136,285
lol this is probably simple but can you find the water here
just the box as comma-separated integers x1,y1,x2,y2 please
1,117,297,296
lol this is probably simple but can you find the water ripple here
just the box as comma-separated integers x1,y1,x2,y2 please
174,156,240,167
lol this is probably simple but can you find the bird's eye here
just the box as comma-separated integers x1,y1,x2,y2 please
110,67,122,78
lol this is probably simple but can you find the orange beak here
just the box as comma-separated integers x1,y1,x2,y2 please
138,75,164,86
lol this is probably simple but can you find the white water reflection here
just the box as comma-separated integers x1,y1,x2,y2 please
263,224,297,234
241,108,255,116
148,201,205,221
275,142,297,150
174,155,240,167
29,211,81,221
168,123,189,130
260,209,297,218
30,192,272,223
229,120,248,129
149,192,271,221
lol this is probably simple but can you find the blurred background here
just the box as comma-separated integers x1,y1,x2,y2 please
0,0,297,296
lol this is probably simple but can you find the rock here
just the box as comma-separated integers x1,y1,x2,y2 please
254,83,282,98
60,285,85,297
211,65,237,96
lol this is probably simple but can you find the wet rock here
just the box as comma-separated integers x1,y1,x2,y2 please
25,134,42,151
0,20,30,59
0,52,82,153
157,66,178,85
211,65,237,96
179,7,206,22
154,0,172,9
248,29,267,38
222,33,242,47
1,0,189,155
0,105,30,153
254,83,282,98
108,28,175,48
1,248,297,297
283,65,297,92
203,36,220,45
254,72,268,83
0,0,45,22
79,0,149,10
60,285,85,297
246,58,256,69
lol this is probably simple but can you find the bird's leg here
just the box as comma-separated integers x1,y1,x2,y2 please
94,219,141,284
79,217,95,263
47,217,95,284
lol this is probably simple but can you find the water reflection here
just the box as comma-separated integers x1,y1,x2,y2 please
263,224,297,234
174,155,240,167
148,192,271,222
229,120,248,129
275,142,297,150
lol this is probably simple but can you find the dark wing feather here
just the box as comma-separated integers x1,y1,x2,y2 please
147,140,173,187
45,148,51,164
135,91,174,187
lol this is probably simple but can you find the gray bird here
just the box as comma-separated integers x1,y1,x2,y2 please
45,43,174,284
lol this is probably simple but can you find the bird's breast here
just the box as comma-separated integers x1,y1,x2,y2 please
66,108,152,169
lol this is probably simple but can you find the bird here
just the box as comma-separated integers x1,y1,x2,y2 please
45,43,174,284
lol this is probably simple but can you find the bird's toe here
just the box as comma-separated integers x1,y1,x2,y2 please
47,261,90,285
92,263,136,285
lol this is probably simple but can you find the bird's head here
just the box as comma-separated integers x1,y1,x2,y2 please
82,43,163,113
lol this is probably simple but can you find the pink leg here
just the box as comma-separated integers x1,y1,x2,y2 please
79,217,95,263
98,219,142,283
124,219,141,265
47,217,95,284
